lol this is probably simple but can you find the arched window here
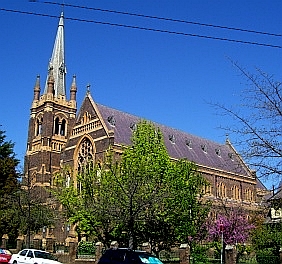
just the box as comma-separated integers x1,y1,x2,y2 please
35,117,43,136
217,182,227,198
61,119,66,136
77,138,94,191
202,183,213,196
231,185,241,200
54,117,60,135
245,189,254,202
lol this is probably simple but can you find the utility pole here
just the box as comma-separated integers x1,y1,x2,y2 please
27,160,31,248
220,222,224,264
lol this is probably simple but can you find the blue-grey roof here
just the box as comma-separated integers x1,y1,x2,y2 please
97,103,250,177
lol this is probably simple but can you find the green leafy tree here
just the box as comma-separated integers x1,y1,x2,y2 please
138,158,211,258
0,127,21,245
53,163,122,247
54,120,210,254
251,222,282,259
250,202,282,260
167,159,210,242
0,128,19,194
15,188,55,240
110,120,172,249
0,127,54,247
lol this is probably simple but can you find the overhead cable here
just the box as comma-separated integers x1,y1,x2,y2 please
41,0,282,37
0,8,281,49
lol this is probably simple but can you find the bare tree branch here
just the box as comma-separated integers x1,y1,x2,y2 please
212,61,282,181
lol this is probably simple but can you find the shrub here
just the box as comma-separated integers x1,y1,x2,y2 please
77,241,96,255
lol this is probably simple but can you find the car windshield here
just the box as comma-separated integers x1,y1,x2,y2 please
34,251,56,260
138,254,163,264
0,249,11,255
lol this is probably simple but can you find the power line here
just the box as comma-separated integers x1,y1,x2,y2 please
41,0,282,38
1,8,281,49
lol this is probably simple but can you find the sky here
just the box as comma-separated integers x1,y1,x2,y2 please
0,0,281,188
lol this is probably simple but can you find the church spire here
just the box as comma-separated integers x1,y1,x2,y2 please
44,12,66,97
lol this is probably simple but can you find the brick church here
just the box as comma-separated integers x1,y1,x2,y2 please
23,13,268,243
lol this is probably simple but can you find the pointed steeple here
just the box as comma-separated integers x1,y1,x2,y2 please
33,75,41,101
44,12,66,97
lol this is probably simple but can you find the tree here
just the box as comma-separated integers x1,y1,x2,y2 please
250,199,282,260
207,208,254,246
251,221,282,259
14,187,55,243
53,164,123,247
140,158,211,259
213,61,281,181
0,127,21,245
54,120,210,254
0,127,19,194
206,208,255,264
0,126,54,247
110,120,172,250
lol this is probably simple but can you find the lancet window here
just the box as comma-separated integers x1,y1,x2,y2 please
54,117,67,136
77,138,95,191
217,182,227,198
202,182,213,196
35,117,43,136
245,189,254,202
231,185,241,200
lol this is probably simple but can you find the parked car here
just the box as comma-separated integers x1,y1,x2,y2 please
8,249,62,264
0,248,12,264
98,248,164,264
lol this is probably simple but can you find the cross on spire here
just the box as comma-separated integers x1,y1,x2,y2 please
86,83,91,95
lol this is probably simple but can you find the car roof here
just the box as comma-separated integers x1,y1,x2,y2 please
103,248,154,256
105,248,146,252
22,249,47,251
20,249,50,253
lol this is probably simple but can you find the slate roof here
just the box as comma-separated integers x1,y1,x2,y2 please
256,177,268,190
97,103,251,177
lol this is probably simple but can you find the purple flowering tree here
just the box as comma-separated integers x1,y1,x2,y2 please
207,209,254,245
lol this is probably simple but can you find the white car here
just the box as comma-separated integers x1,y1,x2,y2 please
9,249,63,264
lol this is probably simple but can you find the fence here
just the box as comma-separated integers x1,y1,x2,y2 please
159,250,180,263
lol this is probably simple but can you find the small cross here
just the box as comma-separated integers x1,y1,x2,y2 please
86,84,91,94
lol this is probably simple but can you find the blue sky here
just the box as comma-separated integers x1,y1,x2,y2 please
0,0,281,188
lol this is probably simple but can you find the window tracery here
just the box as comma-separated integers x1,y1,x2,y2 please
77,138,94,192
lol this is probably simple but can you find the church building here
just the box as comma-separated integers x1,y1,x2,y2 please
23,13,267,243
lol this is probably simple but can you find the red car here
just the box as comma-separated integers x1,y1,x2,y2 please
0,249,12,264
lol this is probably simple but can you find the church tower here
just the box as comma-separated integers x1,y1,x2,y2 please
24,13,77,200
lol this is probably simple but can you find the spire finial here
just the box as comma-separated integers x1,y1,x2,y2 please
34,74,40,88
71,75,77,88
86,83,91,95
225,133,231,144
